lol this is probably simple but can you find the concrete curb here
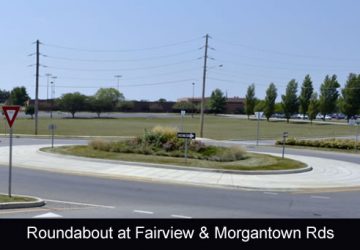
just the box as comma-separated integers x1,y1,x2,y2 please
0,194,45,210
37,148,312,175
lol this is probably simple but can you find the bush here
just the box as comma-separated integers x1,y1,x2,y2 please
89,140,112,151
89,126,247,162
276,137,359,150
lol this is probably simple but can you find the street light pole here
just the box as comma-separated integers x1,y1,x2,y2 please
50,76,57,119
114,75,122,92
192,82,195,118
45,73,52,101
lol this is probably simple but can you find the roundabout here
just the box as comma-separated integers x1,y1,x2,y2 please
0,143,359,192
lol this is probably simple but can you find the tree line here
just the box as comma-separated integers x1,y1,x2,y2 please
244,73,360,122
0,87,125,118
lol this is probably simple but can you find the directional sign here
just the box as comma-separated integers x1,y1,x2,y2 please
2,106,20,128
255,111,264,119
177,132,196,139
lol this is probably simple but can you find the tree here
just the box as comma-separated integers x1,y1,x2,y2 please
158,98,167,103
299,74,313,119
340,73,360,120
274,102,283,114
307,92,319,124
263,83,277,121
319,74,340,120
9,86,29,106
88,96,106,118
0,89,10,103
90,88,125,117
117,101,135,112
281,79,299,123
58,92,87,118
254,100,266,112
25,105,35,119
245,84,256,119
172,101,195,112
209,88,226,114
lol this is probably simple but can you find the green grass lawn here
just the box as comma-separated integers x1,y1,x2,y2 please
0,194,36,203
42,145,306,171
5,115,356,140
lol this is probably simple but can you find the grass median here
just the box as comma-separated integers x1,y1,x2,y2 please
7,115,355,140
0,194,36,203
41,145,306,171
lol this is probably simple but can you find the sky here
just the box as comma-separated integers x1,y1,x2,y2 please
1,0,360,101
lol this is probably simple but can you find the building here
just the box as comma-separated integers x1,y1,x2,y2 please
177,96,245,114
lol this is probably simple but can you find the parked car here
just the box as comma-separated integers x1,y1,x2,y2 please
316,114,332,120
271,113,285,119
331,113,346,119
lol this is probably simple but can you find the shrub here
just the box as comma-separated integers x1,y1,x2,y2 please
88,126,248,162
276,137,359,151
215,146,246,162
89,139,112,151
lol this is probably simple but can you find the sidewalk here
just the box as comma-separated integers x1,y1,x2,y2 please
1,144,360,192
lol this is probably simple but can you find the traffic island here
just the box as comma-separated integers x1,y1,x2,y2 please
40,126,308,174
0,194,45,210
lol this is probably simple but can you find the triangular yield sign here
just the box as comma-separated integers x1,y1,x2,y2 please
2,106,20,128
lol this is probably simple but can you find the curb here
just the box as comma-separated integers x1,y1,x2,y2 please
0,194,46,210
37,148,312,175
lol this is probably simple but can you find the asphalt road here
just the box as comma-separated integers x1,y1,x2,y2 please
0,137,359,218
1,166,360,218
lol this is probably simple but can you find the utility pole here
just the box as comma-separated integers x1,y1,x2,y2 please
35,40,40,135
199,34,209,138
114,75,122,92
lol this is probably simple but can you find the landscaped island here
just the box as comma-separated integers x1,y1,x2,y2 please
43,126,306,172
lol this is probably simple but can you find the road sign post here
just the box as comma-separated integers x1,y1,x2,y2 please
177,132,196,162
2,106,20,197
180,110,186,132
48,124,57,148
282,132,288,159
254,112,263,146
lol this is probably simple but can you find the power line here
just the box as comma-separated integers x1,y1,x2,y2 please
42,49,200,62
216,38,360,62
46,58,200,72
216,49,360,68
39,78,197,89
42,37,202,53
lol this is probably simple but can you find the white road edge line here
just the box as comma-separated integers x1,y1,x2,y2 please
310,195,330,200
171,214,192,219
263,192,278,195
45,199,115,209
133,210,154,215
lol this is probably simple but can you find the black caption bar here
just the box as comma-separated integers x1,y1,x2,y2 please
0,219,358,248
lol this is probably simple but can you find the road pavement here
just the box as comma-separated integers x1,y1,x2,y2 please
1,167,360,218
0,137,359,218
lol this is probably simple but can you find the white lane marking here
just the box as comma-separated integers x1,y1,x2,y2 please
33,212,63,218
171,214,192,219
45,199,115,209
133,210,154,215
263,192,278,195
310,195,330,200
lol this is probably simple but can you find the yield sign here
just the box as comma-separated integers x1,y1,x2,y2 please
2,106,20,128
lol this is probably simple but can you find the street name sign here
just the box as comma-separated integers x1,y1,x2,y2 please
177,132,196,139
